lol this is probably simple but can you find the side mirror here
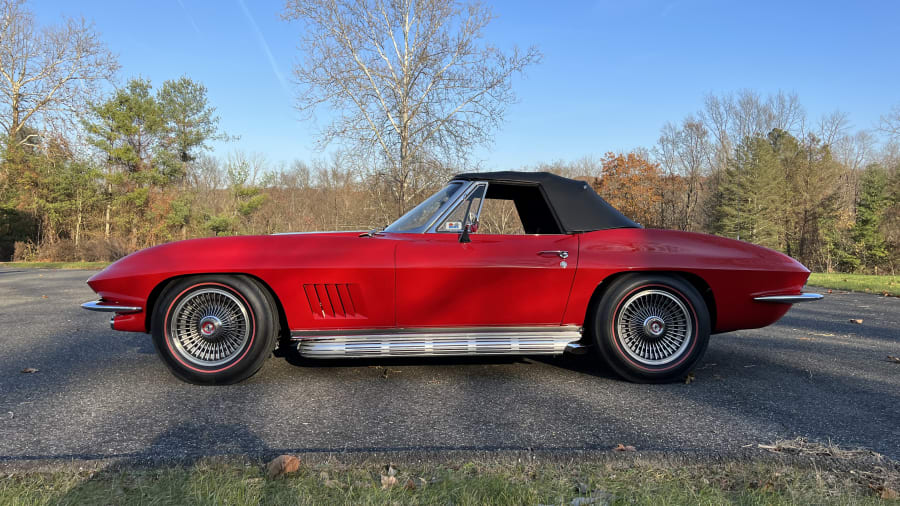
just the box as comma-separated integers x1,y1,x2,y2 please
459,223,473,243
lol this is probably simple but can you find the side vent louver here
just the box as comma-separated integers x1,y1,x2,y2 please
303,283,364,319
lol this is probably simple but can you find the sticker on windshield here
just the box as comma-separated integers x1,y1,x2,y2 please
444,221,462,231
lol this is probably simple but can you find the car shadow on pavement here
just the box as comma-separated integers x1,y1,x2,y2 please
278,343,621,380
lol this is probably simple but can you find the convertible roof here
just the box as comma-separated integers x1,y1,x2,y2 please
452,171,641,233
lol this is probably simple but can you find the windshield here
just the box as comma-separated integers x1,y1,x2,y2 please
384,182,464,232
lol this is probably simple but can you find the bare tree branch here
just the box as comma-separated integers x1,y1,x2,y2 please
0,0,119,148
282,0,541,217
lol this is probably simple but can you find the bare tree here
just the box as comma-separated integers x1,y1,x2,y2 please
880,104,900,141
282,0,541,217
655,116,711,230
0,0,118,149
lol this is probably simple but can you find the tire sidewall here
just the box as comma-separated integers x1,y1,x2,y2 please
151,275,275,385
592,274,710,383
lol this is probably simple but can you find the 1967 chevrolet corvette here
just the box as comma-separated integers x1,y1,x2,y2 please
82,171,822,384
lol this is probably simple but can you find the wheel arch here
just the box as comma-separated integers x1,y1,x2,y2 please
144,273,290,339
582,270,717,335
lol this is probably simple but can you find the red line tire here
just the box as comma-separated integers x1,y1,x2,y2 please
590,274,710,383
151,275,277,385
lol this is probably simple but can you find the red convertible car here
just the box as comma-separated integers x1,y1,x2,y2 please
82,171,821,384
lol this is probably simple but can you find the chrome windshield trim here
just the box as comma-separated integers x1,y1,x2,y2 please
81,300,142,313
383,180,473,234
427,181,488,233
753,293,824,304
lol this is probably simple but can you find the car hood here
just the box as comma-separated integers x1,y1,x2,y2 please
88,231,371,285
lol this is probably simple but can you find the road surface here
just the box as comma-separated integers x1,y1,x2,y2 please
1,268,898,463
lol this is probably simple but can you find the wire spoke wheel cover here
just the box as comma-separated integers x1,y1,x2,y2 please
168,287,251,367
615,289,693,366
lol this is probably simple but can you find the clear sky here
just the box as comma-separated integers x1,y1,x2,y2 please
31,0,900,170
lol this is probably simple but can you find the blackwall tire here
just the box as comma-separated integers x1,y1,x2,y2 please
591,274,710,383
151,275,277,385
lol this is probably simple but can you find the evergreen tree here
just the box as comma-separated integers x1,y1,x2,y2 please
850,164,890,270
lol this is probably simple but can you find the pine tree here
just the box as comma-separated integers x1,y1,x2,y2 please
850,164,890,271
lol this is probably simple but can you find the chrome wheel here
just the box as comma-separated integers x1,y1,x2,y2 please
616,289,693,366
169,287,251,367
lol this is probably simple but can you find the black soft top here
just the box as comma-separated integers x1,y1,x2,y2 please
452,171,641,233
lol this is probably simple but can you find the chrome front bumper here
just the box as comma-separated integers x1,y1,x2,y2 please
81,300,142,313
753,293,824,304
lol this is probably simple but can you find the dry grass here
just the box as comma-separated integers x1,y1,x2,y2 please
2,441,898,505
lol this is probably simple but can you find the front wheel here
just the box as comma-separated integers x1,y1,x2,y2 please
151,275,277,384
590,274,710,383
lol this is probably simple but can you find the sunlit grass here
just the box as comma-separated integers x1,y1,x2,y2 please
808,272,899,296
0,455,893,505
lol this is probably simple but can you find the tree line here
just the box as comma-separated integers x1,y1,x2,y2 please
0,0,897,275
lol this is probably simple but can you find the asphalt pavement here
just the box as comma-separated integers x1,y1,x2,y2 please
1,267,898,463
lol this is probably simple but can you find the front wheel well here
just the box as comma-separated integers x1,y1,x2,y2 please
144,273,290,339
582,271,717,334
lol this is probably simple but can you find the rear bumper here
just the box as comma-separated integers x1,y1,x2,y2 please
81,300,142,313
753,293,823,304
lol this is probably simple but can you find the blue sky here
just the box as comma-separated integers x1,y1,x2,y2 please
32,0,900,169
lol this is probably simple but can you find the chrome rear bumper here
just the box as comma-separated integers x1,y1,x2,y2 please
753,293,823,304
81,300,142,313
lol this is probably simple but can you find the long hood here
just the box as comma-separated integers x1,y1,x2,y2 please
87,231,375,288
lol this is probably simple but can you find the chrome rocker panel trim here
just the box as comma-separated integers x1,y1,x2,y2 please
753,293,823,304
291,326,584,359
81,300,143,313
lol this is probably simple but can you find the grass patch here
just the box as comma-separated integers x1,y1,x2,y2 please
808,272,900,296
1,452,897,505
0,261,110,270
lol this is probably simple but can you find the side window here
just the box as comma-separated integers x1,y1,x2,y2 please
478,198,526,235
436,184,486,232
479,183,562,235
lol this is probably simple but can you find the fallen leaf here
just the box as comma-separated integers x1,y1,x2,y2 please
266,455,300,479
613,444,636,452
827,289,833,294
21,368,38,374
882,487,899,500
41,295,48,299
887,356,900,364
849,319,863,324
381,475,398,489
684,372,695,384
404,478,418,490
324,479,340,488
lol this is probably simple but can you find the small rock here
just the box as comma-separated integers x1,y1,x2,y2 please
266,455,300,479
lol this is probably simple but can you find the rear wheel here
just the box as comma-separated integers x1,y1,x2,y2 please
151,275,276,384
590,274,710,383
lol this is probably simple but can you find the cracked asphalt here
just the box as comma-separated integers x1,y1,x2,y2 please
1,267,898,464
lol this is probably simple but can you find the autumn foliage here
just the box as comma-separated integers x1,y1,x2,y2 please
590,152,664,227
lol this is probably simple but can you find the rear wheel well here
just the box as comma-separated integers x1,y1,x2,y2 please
144,273,290,339
582,271,716,335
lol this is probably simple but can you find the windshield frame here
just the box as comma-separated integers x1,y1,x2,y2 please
383,181,471,233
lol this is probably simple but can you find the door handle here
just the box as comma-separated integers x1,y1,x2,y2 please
537,250,569,259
